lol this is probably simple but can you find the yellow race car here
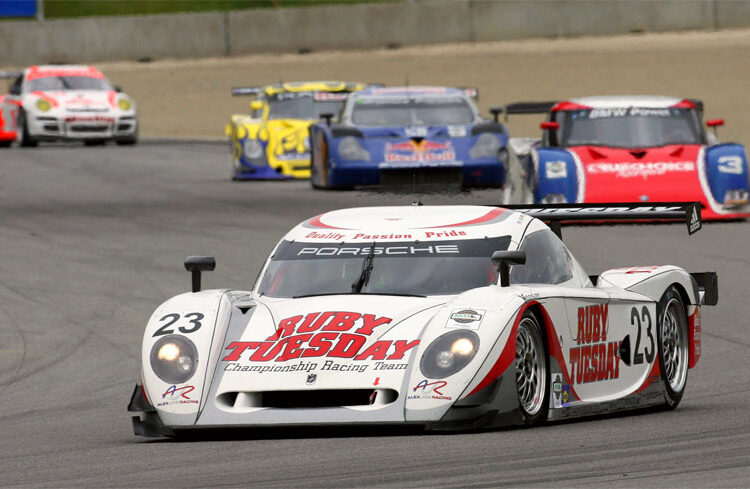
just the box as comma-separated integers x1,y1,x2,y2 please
226,81,371,180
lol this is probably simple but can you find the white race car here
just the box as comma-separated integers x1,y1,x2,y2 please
0,65,137,147
128,203,716,437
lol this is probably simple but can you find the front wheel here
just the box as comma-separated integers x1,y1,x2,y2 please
657,287,689,409
18,110,38,148
515,310,549,425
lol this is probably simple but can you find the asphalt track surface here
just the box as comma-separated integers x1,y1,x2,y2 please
0,142,749,488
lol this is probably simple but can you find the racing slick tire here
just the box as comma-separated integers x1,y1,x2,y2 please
656,286,689,409
116,127,138,146
17,110,38,148
515,309,550,425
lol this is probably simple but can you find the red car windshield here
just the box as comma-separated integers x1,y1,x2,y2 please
558,107,705,148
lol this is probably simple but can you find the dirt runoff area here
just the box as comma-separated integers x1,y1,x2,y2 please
89,28,750,142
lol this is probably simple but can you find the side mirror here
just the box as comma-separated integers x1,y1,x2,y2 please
113,85,123,93
540,121,559,130
491,250,526,287
706,118,724,139
320,112,334,126
489,106,503,123
250,100,263,111
184,256,216,293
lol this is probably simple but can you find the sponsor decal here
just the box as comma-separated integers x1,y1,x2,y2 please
568,305,621,385
448,125,467,137
588,107,671,119
545,160,568,179
297,245,459,257
407,379,452,401
446,309,484,330
157,385,198,407
587,161,695,179
223,311,419,364
306,374,317,385
64,116,114,122
518,291,541,301
688,205,701,234
384,140,456,164
423,230,466,239
305,232,346,240
405,127,428,138
352,233,413,240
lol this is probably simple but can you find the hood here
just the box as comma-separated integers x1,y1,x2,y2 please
30,89,119,111
206,294,444,403
572,144,704,203
264,119,312,159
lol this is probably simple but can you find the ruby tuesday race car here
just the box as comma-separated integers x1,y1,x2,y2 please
129,202,716,437
0,65,137,146
506,96,750,220
309,86,509,191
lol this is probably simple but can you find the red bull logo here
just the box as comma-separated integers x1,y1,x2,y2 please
384,140,455,163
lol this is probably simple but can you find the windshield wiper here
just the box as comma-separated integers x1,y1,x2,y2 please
292,291,426,299
351,242,376,293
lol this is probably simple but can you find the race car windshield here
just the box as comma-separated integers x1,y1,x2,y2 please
560,107,704,148
258,236,511,298
351,97,475,126
27,76,112,92
267,93,345,120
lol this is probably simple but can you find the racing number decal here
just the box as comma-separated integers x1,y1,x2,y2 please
717,155,744,174
152,312,204,337
629,306,655,365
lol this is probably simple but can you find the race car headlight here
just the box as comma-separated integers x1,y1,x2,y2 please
150,335,199,384
36,99,52,112
469,132,502,159
118,98,132,111
723,189,749,207
420,330,479,379
541,193,567,204
338,136,370,161
243,138,265,160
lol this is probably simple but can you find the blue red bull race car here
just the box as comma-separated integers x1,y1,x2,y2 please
309,86,509,192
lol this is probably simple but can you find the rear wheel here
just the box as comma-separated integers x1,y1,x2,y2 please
18,110,38,148
657,287,689,409
515,310,549,425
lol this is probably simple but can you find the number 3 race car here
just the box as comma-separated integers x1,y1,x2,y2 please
0,65,137,147
506,96,750,220
129,202,716,437
226,81,370,180
308,86,509,192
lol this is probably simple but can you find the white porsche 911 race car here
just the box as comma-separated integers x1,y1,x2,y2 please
0,65,137,146
128,203,716,437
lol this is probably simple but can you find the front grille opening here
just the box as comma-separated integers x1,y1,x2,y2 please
216,389,398,409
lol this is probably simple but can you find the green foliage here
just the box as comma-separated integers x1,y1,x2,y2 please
44,0,388,19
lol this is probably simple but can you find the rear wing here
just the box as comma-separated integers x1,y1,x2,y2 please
231,87,264,96
503,202,702,238
504,101,557,115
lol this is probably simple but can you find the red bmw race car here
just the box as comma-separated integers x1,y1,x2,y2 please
506,96,750,220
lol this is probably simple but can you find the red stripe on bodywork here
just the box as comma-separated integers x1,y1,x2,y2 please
307,214,350,230
465,301,581,402
688,308,701,368
107,90,118,108
423,207,507,229
551,101,593,112
671,99,697,109
635,360,661,393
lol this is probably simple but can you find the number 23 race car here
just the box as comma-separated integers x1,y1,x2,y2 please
129,203,716,437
